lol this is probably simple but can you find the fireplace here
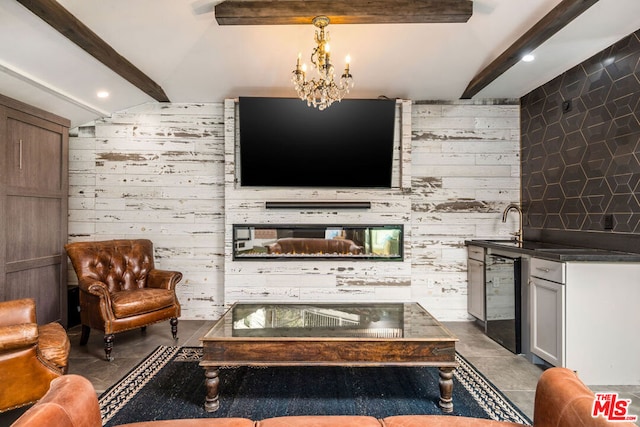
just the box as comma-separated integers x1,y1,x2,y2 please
233,224,403,261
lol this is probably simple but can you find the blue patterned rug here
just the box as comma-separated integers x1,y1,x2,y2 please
100,346,531,426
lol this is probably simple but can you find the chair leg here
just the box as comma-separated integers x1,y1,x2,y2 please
80,325,91,345
104,334,114,362
170,317,178,340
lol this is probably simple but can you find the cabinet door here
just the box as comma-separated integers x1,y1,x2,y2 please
2,107,67,324
530,276,564,367
467,258,485,320
5,115,64,192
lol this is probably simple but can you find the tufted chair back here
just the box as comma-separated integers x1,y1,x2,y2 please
64,239,182,361
70,239,155,293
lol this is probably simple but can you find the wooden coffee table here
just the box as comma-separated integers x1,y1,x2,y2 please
200,302,458,413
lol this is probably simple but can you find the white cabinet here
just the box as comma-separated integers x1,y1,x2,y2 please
530,258,640,385
467,245,485,321
530,274,564,367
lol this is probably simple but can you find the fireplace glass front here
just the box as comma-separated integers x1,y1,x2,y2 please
233,224,403,261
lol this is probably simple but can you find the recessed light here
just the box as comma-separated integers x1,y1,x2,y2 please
522,54,535,63
97,90,110,98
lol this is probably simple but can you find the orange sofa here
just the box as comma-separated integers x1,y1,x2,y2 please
10,367,638,427
266,238,363,255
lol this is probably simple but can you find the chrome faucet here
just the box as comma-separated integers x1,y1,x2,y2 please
502,203,524,244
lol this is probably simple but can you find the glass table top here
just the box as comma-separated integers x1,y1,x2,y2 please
202,303,457,341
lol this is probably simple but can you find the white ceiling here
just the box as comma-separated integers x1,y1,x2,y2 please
1,0,639,128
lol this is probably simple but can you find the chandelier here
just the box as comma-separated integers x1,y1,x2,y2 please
291,16,354,111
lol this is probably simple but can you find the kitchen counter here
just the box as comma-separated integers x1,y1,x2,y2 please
465,239,640,262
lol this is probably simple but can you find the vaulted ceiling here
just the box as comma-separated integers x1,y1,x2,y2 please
1,0,639,127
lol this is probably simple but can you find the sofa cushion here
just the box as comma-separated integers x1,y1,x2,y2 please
119,419,254,427
257,415,383,427
382,415,525,427
111,289,176,318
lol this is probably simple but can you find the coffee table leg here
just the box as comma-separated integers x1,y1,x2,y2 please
438,367,454,413
204,367,220,412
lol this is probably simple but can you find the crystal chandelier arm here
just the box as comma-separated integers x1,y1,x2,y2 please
291,16,353,111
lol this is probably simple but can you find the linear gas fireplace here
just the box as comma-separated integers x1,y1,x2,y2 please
233,224,403,261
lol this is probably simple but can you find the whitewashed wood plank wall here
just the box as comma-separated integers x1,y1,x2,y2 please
68,99,520,321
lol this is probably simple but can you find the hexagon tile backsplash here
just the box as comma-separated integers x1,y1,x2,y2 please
521,29,640,235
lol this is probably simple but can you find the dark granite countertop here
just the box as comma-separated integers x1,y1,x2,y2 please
465,239,640,262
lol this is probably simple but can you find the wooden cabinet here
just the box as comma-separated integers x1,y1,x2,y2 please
466,245,485,321
530,257,640,385
0,94,69,325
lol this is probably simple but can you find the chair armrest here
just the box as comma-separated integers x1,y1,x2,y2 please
0,323,38,352
78,279,113,306
147,269,183,290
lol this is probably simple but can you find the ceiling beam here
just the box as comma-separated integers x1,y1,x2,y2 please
215,0,473,25
460,0,600,99
15,0,170,102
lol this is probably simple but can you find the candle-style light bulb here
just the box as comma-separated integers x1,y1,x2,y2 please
296,52,301,67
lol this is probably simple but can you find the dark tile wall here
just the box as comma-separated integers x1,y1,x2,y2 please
521,29,640,236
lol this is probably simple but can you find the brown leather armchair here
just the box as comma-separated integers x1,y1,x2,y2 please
0,298,70,413
64,239,182,361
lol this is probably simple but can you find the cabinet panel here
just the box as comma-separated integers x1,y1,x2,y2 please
467,245,484,262
530,258,564,283
467,258,484,320
6,196,62,262
6,116,64,192
6,264,61,325
530,276,564,367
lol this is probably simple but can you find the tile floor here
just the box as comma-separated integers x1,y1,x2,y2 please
2,319,639,426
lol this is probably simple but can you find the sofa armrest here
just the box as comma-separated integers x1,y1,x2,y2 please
147,269,183,290
0,324,38,352
532,367,637,426
0,298,37,327
266,242,282,254
348,244,364,254
11,374,102,427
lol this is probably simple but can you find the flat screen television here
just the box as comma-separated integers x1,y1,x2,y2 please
238,97,396,188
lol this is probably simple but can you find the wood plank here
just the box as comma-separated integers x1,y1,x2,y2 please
15,0,170,102
215,0,472,25
460,0,600,99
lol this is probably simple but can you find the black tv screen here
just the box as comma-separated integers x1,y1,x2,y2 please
239,97,396,188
